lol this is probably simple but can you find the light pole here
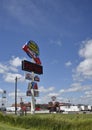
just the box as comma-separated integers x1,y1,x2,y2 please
15,77,17,115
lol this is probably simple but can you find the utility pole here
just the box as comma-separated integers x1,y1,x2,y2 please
15,77,17,115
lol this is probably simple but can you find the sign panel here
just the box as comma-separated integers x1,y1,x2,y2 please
51,96,56,101
22,60,43,74
34,75,40,82
34,90,39,97
25,73,33,80
28,82,38,90
22,40,41,65
26,90,32,96
27,40,39,56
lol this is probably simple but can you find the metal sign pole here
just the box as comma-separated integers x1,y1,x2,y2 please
31,62,35,114
31,88,35,114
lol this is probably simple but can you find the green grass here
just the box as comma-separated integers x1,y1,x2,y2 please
0,122,29,130
0,113,92,130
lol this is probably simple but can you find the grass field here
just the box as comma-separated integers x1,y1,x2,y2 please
0,122,28,130
0,112,92,130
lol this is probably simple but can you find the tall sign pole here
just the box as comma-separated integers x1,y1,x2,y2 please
30,71,35,114
22,40,43,114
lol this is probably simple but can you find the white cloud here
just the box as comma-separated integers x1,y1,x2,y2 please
9,91,26,98
79,40,92,59
48,92,60,97
2,0,47,28
60,83,91,93
65,61,72,67
9,56,22,67
8,90,26,104
77,59,92,78
74,39,92,80
0,88,3,93
80,90,92,105
0,63,9,74
50,39,62,47
3,73,24,83
0,57,25,83
39,86,55,93
8,66,18,72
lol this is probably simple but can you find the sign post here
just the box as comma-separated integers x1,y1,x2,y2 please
30,72,35,114
22,40,43,114
31,88,35,114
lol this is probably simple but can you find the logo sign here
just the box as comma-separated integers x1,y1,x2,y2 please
22,40,41,65
34,75,40,82
25,73,33,80
51,96,56,101
34,90,39,97
26,90,32,96
28,82,38,90
31,82,38,89
22,60,43,74
27,40,39,56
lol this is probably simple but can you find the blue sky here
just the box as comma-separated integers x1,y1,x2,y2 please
0,0,92,106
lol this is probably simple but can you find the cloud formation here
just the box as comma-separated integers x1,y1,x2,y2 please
9,56,22,67
76,40,92,79
0,57,24,83
39,86,55,93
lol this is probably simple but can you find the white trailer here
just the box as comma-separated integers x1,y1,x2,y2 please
60,105,80,112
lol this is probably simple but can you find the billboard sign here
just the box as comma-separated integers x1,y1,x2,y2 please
22,60,43,74
22,40,41,65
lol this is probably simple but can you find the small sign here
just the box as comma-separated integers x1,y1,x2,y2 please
51,96,56,101
34,90,39,97
31,82,38,89
25,73,33,80
34,75,40,82
28,82,38,90
26,90,32,96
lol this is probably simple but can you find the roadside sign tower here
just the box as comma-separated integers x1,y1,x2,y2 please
22,40,43,114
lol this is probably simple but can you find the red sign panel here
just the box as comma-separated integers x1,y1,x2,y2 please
22,60,43,74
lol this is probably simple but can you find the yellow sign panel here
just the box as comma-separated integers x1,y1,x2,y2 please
27,40,39,56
